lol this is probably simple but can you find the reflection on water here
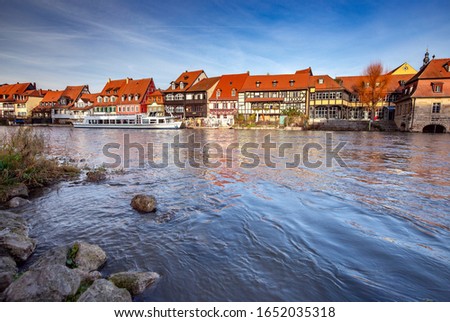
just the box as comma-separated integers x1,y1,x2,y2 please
4,127,450,301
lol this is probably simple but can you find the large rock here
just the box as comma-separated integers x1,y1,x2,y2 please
1,183,29,202
131,194,157,213
4,264,81,302
109,271,160,296
73,242,107,272
77,279,131,302
29,245,69,270
0,211,36,262
7,197,31,209
73,268,102,284
0,256,17,293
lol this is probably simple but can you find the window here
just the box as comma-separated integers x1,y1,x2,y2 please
289,80,295,87
180,82,184,90
111,96,116,102
432,82,443,93
222,103,228,109
256,81,261,88
216,89,221,98
231,88,236,96
432,103,441,113
97,96,102,103
104,97,109,103
122,95,126,101
318,78,324,84
166,94,174,101
135,94,139,101
175,93,184,100
272,80,278,87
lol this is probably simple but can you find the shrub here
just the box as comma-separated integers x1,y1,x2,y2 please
0,127,80,189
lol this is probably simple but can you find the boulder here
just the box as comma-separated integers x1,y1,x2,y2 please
77,279,131,302
7,197,31,209
109,271,160,296
5,183,29,201
73,268,102,284
131,194,157,213
4,264,81,302
0,256,17,293
0,211,36,262
29,245,69,270
73,242,107,272
85,171,107,183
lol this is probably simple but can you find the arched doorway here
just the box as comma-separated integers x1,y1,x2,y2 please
422,124,446,133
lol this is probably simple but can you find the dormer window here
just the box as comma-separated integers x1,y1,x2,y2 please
122,95,126,101
444,63,450,72
289,80,295,87
171,82,176,90
318,78,324,84
104,97,109,103
135,94,139,101
180,82,185,90
272,80,278,87
256,81,261,88
128,94,133,101
97,96,102,103
231,88,236,96
216,89,221,98
431,82,443,93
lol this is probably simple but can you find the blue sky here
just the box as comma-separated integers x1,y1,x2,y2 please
0,0,449,92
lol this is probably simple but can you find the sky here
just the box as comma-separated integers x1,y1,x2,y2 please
0,0,449,93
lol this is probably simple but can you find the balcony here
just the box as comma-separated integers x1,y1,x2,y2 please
209,108,238,116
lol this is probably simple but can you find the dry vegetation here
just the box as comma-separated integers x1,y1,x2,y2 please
0,127,79,194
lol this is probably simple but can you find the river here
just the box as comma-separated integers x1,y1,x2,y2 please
5,127,450,301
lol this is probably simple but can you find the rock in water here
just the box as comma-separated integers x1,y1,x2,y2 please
73,241,107,272
29,245,70,270
5,183,29,201
77,279,131,302
109,271,160,296
0,256,17,292
130,194,157,213
0,211,36,262
7,197,31,209
4,264,81,302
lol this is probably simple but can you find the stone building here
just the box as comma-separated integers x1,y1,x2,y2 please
395,53,450,133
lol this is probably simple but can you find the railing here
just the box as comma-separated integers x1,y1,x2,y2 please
209,108,238,115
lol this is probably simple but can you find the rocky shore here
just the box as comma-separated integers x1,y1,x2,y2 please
0,183,160,302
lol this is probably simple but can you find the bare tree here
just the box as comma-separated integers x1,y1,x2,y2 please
353,62,391,124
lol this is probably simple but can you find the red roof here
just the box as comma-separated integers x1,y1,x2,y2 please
166,70,205,92
240,72,310,92
41,90,63,103
0,83,35,102
309,75,342,90
408,58,450,83
187,76,220,92
95,77,154,106
210,73,249,101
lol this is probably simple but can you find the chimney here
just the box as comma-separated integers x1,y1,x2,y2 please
108,78,111,83
126,77,129,84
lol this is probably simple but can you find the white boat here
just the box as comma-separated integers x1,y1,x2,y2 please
73,113,183,129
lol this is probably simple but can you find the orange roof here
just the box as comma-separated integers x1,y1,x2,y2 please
149,89,164,97
240,72,310,91
100,79,127,96
187,76,220,92
407,58,450,83
411,79,450,97
210,73,249,101
119,78,153,102
0,83,34,102
61,85,87,101
41,90,63,103
309,75,343,90
166,70,205,92
80,93,97,103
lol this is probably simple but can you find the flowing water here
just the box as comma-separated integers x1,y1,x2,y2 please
4,127,450,301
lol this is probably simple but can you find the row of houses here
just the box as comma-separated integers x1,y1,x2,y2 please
1,51,449,132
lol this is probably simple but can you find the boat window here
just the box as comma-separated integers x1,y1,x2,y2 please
159,119,164,124
143,119,149,124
